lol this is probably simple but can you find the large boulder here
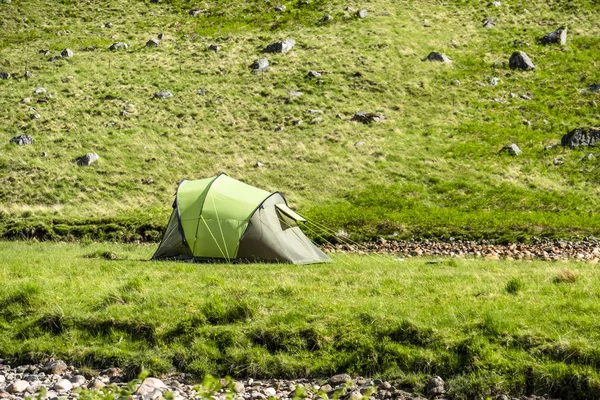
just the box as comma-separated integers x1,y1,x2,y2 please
76,152,100,166
263,39,295,53
422,52,452,62
42,359,68,375
135,378,167,395
10,134,33,146
561,127,600,148
509,51,535,70
540,26,567,45
7,380,29,394
109,42,128,50
250,58,269,73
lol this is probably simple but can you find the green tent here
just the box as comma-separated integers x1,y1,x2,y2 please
152,174,331,264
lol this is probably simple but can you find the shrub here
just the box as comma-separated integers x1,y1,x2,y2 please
505,277,524,294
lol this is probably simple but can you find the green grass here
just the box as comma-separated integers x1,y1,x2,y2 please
0,0,599,241
2,241,600,399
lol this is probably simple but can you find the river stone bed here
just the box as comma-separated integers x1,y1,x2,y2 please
0,362,560,400
326,238,600,262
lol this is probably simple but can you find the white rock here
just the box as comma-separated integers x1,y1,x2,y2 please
135,378,167,396
55,379,73,392
7,380,29,393
263,387,276,397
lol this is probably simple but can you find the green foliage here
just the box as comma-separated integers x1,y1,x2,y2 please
505,277,524,294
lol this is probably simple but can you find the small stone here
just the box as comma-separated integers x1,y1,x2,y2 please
490,0,501,6
154,91,173,99
263,39,295,54
24,71,32,79
42,151,48,157
274,126,284,131
356,9,367,19
0,71,10,79
189,9,203,16
352,111,383,123
509,51,535,70
422,52,452,62
311,117,323,124
55,380,72,392
354,141,365,147
157,33,164,40
589,83,600,92
109,42,129,50
33,87,47,94
523,120,531,126
289,91,302,97
255,161,264,168
233,382,245,394
423,19,431,27
101,22,112,28
69,376,86,388
329,374,352,386
135,378,167,396
146,38,161,47
49,55,63,61
482,17,496,28
250,58,269,73
426,376,445,397
321,14,333,22
61,76,74,83
7,381,29,394
501,143,522,156
451,79,460,86
22,97,31,103
306,109,323,114
263,388,276,397
335,113,343,119
89,380,105,389
274,5,286,11
520,92,533,100
76,152,100,167
142,178,154,184
208,44,220,51
346,391,362,400
197,89,207,95
540,26,567,46
26,381,42,394
489,77,499,86
30,113,41,119
307,70,321,78
61,48,74,57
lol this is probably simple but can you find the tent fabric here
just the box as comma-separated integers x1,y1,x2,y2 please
152,174,330,264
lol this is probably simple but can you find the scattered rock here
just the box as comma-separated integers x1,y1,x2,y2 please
255,161,264,168
208,44,220,51
513,39,530,47
307,70,322,78
7,381,29,394
356,9,368,19
423,19,431,27
501,143,522,155
30,113,41,120
335,113,343,119
49,55,63,62
582,153,594,162
61,48,74,57
263,39,296,53
422,52,452,62
55,379,73,392
561,127,600,148
135,378,167,396
520,92,533,100
89,379,105,389
306,109,323,114
321,14,333,22
22,97,31,103
588,83,600,92
0,71,10,80
329,374,352,386
39,49,50,56
76,152,100,167
197,89,207,95
26,381,42,394
142,178,154,184
489,77,499,86
10,135,34,146
523,120,531,126
426,376,445,397
250,58,269,73
354,141,365,147
189,9,203,16
146,38,161,47
101,22,112,28
24,71,32,79
233,382,245,393
509,51,535,70
62,76,74,83
274,5,286,11
311,117,323,124
540,26,567,45
482,17,496,28
351,111,383,123
154,91,173,99
109,42,129,50
451,79,460,86
489,0,501,6
289,90,302,97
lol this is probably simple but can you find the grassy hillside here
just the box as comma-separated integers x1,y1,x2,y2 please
1,0,599,241
2,242,600,399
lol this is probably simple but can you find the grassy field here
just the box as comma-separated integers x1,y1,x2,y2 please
2,241,600,399
0,0,599,241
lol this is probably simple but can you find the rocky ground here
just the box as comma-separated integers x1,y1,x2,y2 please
0,360,559,400
325,238,600,262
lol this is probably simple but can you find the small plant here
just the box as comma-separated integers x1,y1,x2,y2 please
505,277,524,294
84,250,120,260
553,269,578,284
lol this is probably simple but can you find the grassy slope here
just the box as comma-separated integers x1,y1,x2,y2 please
0,0,599,241
2,241,600,399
